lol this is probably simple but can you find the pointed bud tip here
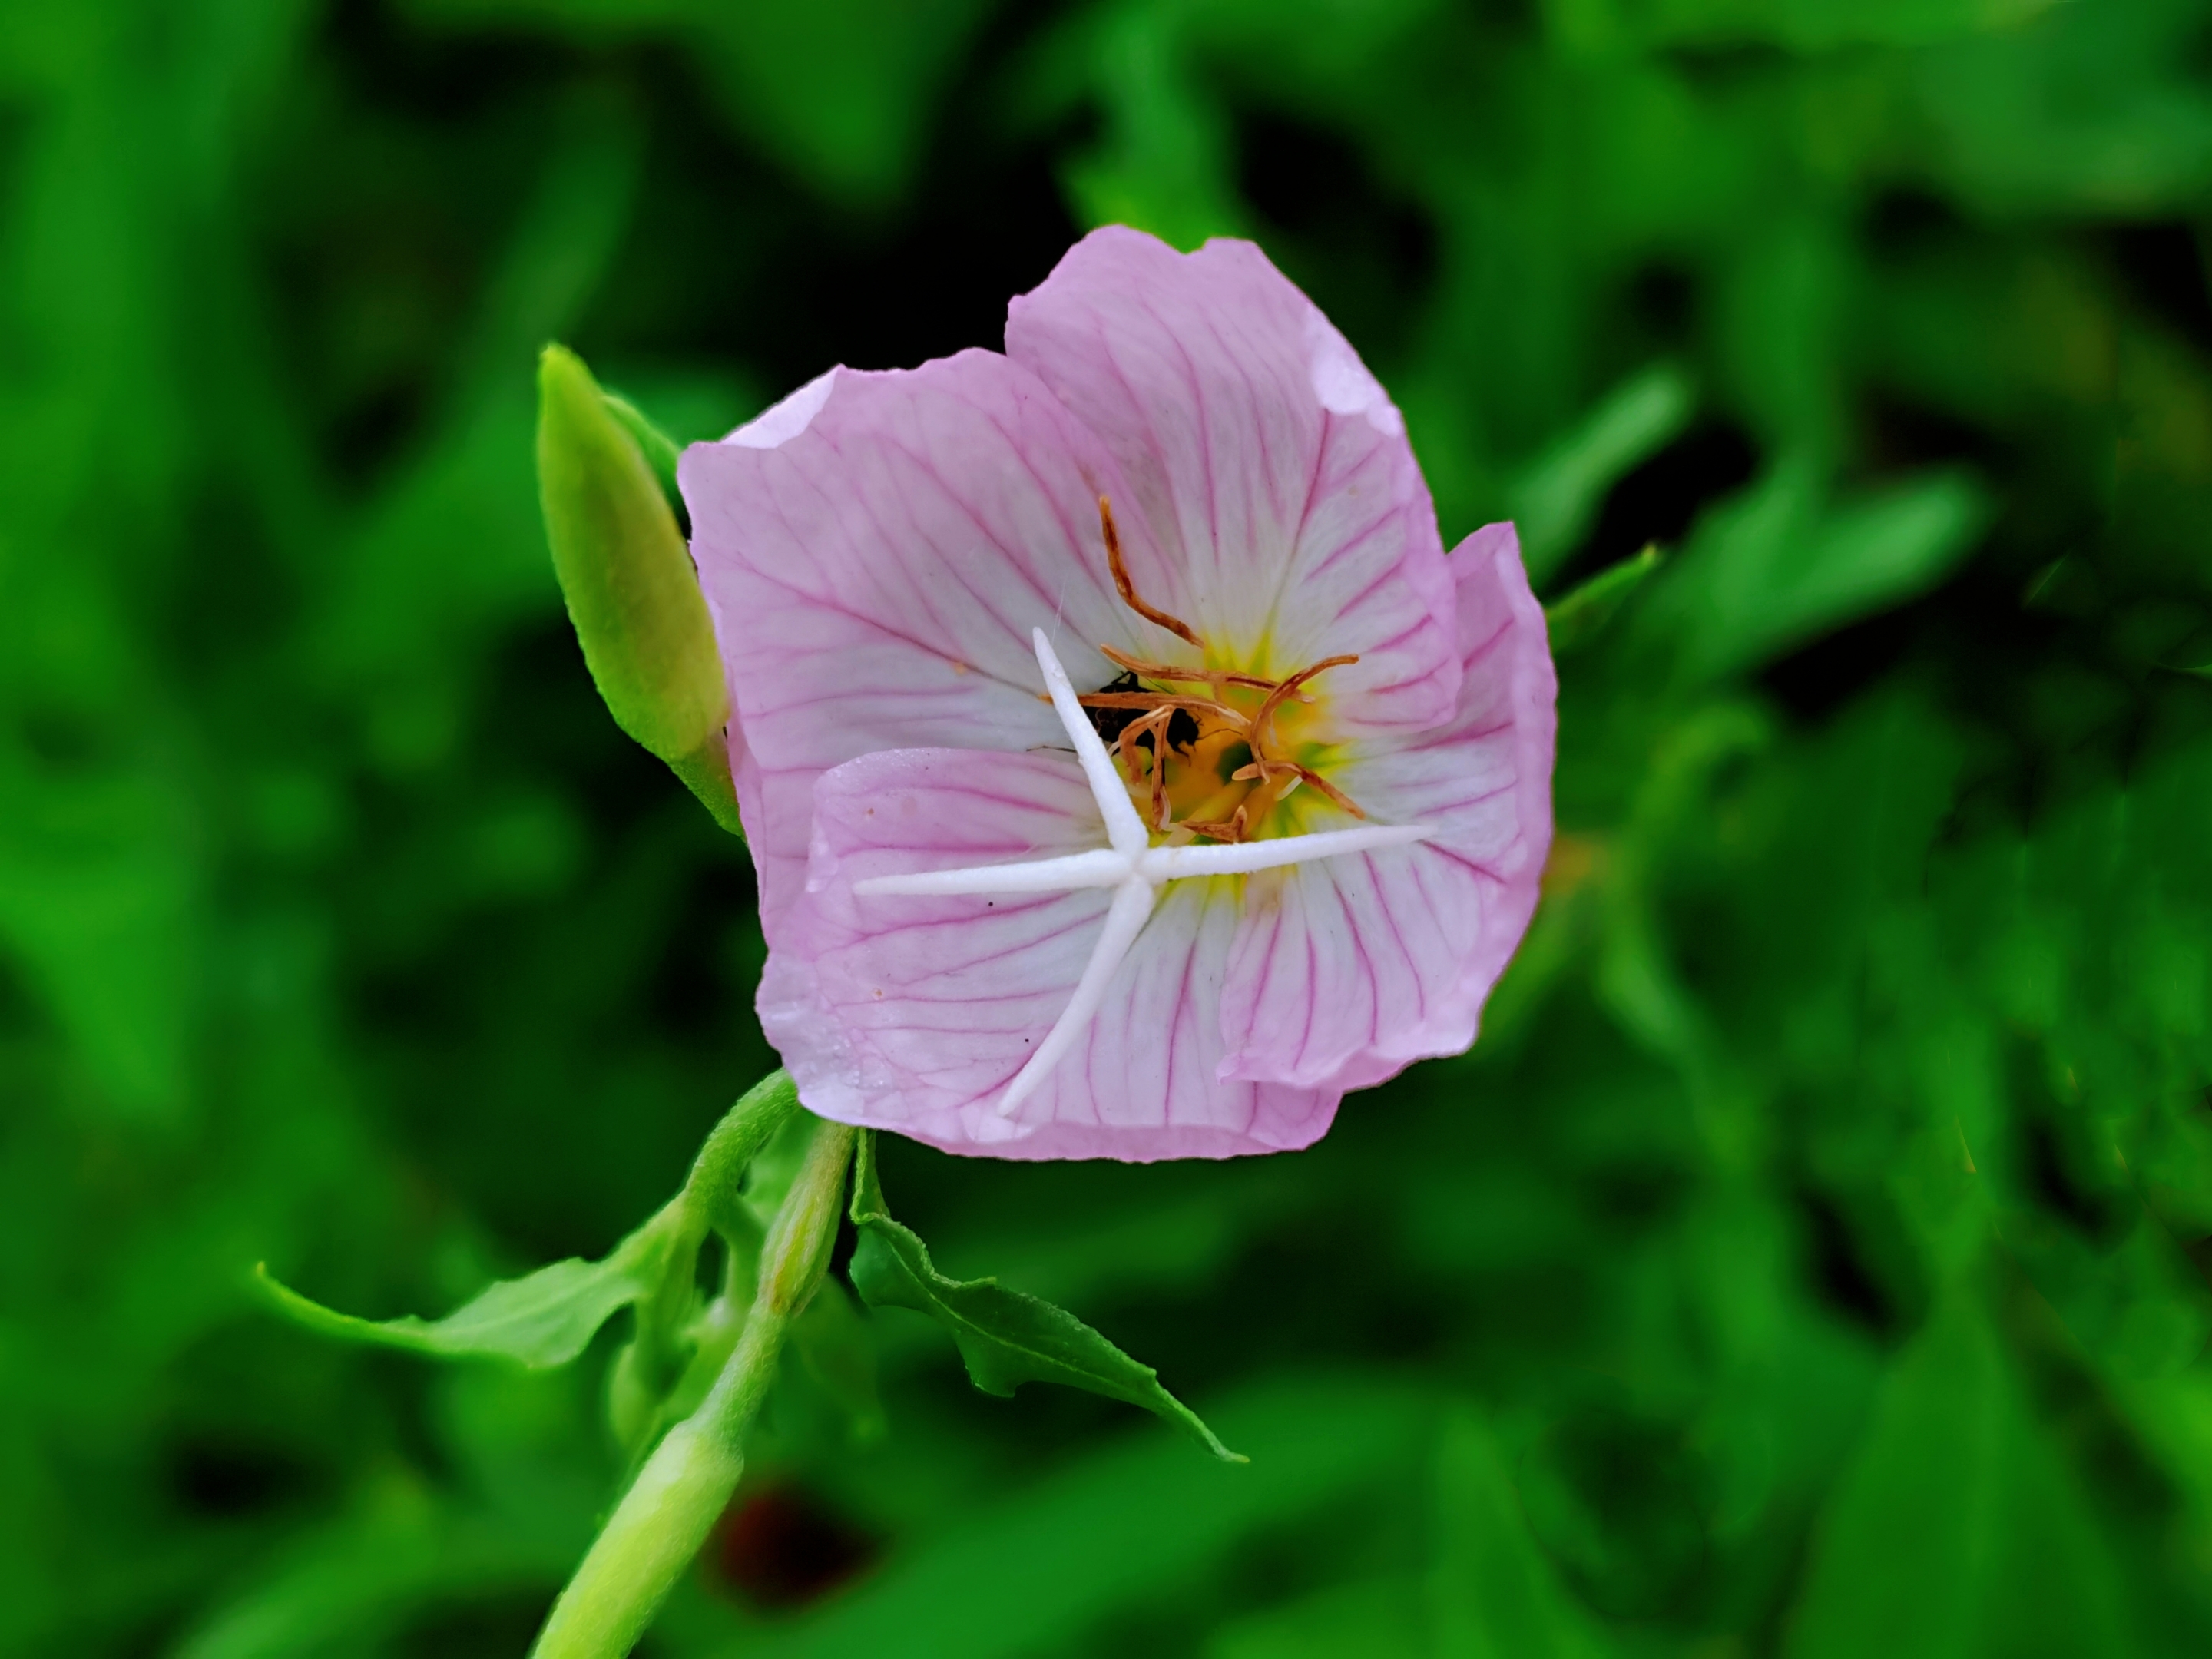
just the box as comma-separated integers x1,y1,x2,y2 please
537,342,605,432
536,343,733,805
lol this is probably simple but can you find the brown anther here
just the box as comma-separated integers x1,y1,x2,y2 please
1288,763,1363,818
1231,757,1366,820
1078,690,1252,736
1081,513,1367,839
1184,802,1251,844
1108,710,1151,777
1112,706,1177,826
1101,496,1203,647
1077,693,1221,710
1148,745,1174,831
1139,709,1177,828
1099,644,1278,694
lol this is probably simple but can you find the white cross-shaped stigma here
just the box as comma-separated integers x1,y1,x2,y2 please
854,628,1435,1120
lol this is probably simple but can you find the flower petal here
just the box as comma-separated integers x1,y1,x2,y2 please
762,747,1341,1161
1005,226,1460,733
1217,522,1555,1088
678,349,1174,935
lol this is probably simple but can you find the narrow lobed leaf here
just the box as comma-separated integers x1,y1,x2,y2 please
846,1132,1243,1462
253,1209,676,1370
1545,544,1664,656
1510,363,1694,584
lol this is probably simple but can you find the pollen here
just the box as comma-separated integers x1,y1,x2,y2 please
1076,495,1367,843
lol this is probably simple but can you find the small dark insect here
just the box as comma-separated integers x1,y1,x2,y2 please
1084,671,1146,744
1085,671,1199,751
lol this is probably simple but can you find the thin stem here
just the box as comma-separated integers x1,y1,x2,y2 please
530,1114,858,1659
614,1073,801,1438
681,1070,803,1237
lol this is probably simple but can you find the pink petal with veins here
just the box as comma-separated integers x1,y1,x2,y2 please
681,227,1559,1162
1006,227,1459,735
680,349,1177,936
762,747,1341,1160
1218,523,1555,1091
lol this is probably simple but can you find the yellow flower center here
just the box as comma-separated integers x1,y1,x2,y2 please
1076,498,1366,845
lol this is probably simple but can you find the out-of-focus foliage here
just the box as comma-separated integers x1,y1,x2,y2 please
3,0,2210,1654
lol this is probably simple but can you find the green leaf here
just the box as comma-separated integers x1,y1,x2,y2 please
730,1377,1426,1659
792,1277,887,1445
1785,1293,2132,1659
1209,1578,1427,1659
253,1209,677,1369
1511,363,1694,584
1057,5,1247,250
1543,545,1664,656
846,1132,1243,1462
1432,1408,1611,1659
1613,0,2066,54
1664,461,1989,682
172,1495,581,1659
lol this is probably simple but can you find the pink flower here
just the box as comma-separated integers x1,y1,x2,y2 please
680,227,1555,1161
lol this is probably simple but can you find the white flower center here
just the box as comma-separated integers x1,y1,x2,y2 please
853,628,1435,1120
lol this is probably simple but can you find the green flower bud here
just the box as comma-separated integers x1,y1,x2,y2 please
601,389,684,511
536,343,743,836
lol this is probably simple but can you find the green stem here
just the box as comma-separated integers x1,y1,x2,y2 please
683,1070,801,1238
610,1074,800,1449
531,1113,857,1659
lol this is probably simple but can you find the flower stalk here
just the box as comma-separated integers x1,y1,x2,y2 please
608,1071,800,1449
530,1112,858,1659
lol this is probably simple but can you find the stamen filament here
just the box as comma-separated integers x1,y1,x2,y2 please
1078,692,1252,721
1288,763,1360,816
1098,644,1280,693
1100,497,1202,647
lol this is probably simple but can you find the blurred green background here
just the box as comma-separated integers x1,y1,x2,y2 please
7,0,2212,1654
